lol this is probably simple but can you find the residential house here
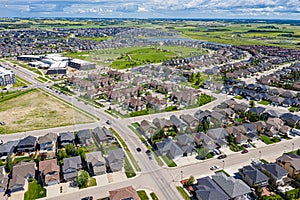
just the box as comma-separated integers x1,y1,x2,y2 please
239,165,269,187
156,138,183,160
59,132,75,147
179,114,199,130
38,132,57,159
280,113,300,127
212,172,252,200
93,127,115,143
139,120,157,138
276,153,300,178
86,151,106,176
62,156,82,181
109,186,140,200
0,166,8,193
16,135,37,154
265,118,284,137
269,96,285,106
193,132,217,150
193,176,230,200
242,123,259,141
260,163,288,186
9,162,36,192
107,148,125,172
207,128,228,148
77,129,93,146
39,159,60,186
0,140,18,161
208,111,227,127
152,118,173,130
170,115,187,133
263,110,281,119
249,106,266,116
254,121,267,134
176,134,196,156
194,110,211,122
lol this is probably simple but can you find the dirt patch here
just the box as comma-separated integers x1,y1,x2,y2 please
0,89,95,134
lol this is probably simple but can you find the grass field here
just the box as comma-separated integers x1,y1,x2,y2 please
0,89,95,134
65,46,208,69
24,179,46,200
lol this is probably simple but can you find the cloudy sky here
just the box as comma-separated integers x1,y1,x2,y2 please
0,0,299,19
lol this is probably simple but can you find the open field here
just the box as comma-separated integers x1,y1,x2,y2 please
0,89,95,134
64,46,208,69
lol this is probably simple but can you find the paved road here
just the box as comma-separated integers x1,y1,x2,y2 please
4,61,300,200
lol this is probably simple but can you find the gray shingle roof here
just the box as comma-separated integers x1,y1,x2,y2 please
261,163,288,179
107,148,125,172
212,172,251,198
239,165,269,186
156,138,183,159
195,176,229,200
59,131,75,141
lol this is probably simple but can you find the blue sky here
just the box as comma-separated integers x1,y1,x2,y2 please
0,0,299,19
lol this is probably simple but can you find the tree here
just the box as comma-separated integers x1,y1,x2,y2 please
249,100,255,108
57,150,68,165
65,144,76,156
197,147,209,160
187,176,195,186
5,155,13,173
297,149,300,156
76,146,87,160
227,134,235,144
75,170,89,188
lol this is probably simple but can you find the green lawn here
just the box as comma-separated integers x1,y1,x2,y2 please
124,156,136,178
215,170,230,177
24,179,46,200
287,188,300,199
261,194,283,200
162,155,177,167
259,135,274,145
234,95,243,100
150,192,159,200
258,100,270,105
137,190,150,200
13,156,32,164
176,186,190,200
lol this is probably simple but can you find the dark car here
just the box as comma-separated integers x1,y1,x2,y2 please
217,154,227,159
106,120,111,125
145,150,151,155
241,149,249,154
81,196,93,200
136,147,141,152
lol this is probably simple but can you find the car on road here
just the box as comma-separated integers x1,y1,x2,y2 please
81,196,93,200
106,120,111,125
0,140,3,145
210,165,220,170
217,154,227,159
241,149,249,154
136,147,141,152
22,85,28,88
0,121,5,126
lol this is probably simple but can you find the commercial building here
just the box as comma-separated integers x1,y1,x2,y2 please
68,59,96,70
0,65,16,86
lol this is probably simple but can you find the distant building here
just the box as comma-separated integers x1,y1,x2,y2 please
17,55,40,62
68,59,96,70
0,66,15,86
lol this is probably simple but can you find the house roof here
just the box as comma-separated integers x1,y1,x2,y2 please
59,131,75,141
153,118,173,129
264,110,281,118
249,107,266,115
93,127,114,142
276,154,300,172
107,148,125,171
212,172,251,198
156,138,183,159
86,151,105,166
109,186,141,200
0,140,18,154
193,132,217,150
239,165,269,185
17,135,37,147
9,162,35,190
62,156,82,173
207,128,228,140
195,176,229,200
39,159,59,175
77,129,92,139
38,132,58,144
261,163,288,179
170,115,187,128
179,114,197,125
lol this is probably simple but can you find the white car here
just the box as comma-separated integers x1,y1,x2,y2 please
210,165,220,170
0,140,3,145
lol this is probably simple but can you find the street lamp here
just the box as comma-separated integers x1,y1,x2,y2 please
292,143,295,152
259,151,262,161
180,171,183,181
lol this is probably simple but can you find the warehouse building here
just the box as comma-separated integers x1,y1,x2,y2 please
68,59,96,70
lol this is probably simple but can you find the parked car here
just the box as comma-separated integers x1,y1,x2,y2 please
0,140,3,145
81,196,93,200
106,120,111,125
136,147,141,152
241,149,249,154
210,165,220,170
217,154,227,159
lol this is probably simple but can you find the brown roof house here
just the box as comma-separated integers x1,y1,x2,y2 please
109,186,140,200
9,162,36,192
179,114,199,130
139,120,157,139
39,159,60,186
276,153,300,179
